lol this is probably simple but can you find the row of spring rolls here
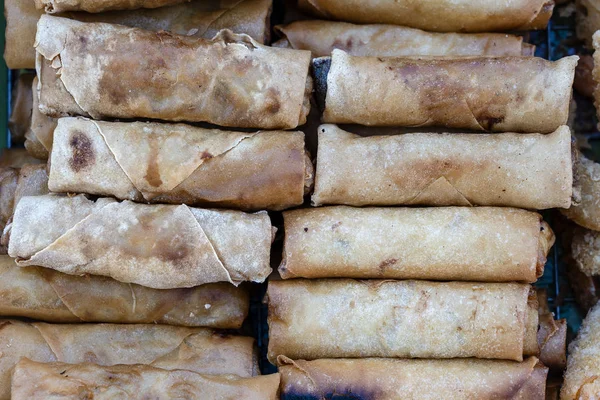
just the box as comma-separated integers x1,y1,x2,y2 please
31,15,577,132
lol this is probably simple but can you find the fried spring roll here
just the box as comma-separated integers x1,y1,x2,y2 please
0,320,258,400
572,227,600,277
561,303,600,399
26,78,57,160
8,73,34,145
8,194,273,289
36,16,311,129
576,0,600,47
537,289,567,370
4,0,271,70
0,149,44,168
298,0,553,32
267,279,538,362
314,51,577,132
278,357,548,400
280,206,553,282
562,153,600,230
0,255,248,327
12,359,279,400
0,169,18,249
36,0,190,13
274,20,533,57
312,124,573,209
592,32,600,127
48,117,313,211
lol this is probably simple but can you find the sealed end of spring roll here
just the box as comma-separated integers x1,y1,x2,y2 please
313,51,577,133
297,0,553,33
312,124,573,209
267,279,538,362
562,152,600,230
281,206,553,282
48,117,313,211
35,15,312,129
26,78,57,160
0,320,258,400
7,194,273,289
274,20,533,57
0,255,248,328
536,289,567,370
278,357,548,400
12,359,279,400
561,303,600,399
0,169,18,254
36,0,190,13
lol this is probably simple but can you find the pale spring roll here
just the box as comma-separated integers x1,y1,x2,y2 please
36,0,190,13
7,194,273,289
562,152,600,230
4,0,271,70
12,359,279,400
26,77,57,160
48,117,313,211
561,303,600,399
536,289,567,370
0,255,248,328
8,73,34,144
314,51,577,132
297,0,553,33
35,16,312,130
312,124,573,209
274,20,533,57
281,206,553,282
267,279,538,362
0,320,258,400
278,357,548,400
572,227,600,277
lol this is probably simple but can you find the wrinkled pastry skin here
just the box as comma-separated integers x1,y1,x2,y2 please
36,0,191,13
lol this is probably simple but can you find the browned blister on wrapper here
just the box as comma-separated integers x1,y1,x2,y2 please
35,15,311,129
48,117,313,211
8,194,273,289
278,357,548,400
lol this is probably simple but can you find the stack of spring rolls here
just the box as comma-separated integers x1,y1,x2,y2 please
0,0,586,398
266,2,577,399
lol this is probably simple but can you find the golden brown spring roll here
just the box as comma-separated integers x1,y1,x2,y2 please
36,0,190,13
572,227,600,278
314,51,577,132
0,255,248,328
267,279,538,362
537,289,567,370
36,16,311,130
0,320,258,400
312,124,573,209
561,303,600,399
8,194,273,289
281,206,553,282
562,153,600,230
274,20,533,57
48,117,313,211
278,357,548,400
577,0,600,47
12,358,279,400
297,0,553,32
8,73,34,145
5,0,271,70
25,78,57,160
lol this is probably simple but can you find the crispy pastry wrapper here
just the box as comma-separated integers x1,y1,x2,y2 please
278,357,548,400
267,279,538,362
297,0,552,32
572,226,600,277
561,303,600,400
0,255,248,328
7,194,273,289
536,289,567,370
0,169,18,252
36,0,190,13
5,0,271,70
8,73,34,145
315,51,577,132
312,124,573,209
26,78,57,160
280,206,553,282
35,16,312,129
562,152,600,230
274,20,533,57
577,0,600,48
48,117,313,211
0,320,258,400
12,359,278,400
